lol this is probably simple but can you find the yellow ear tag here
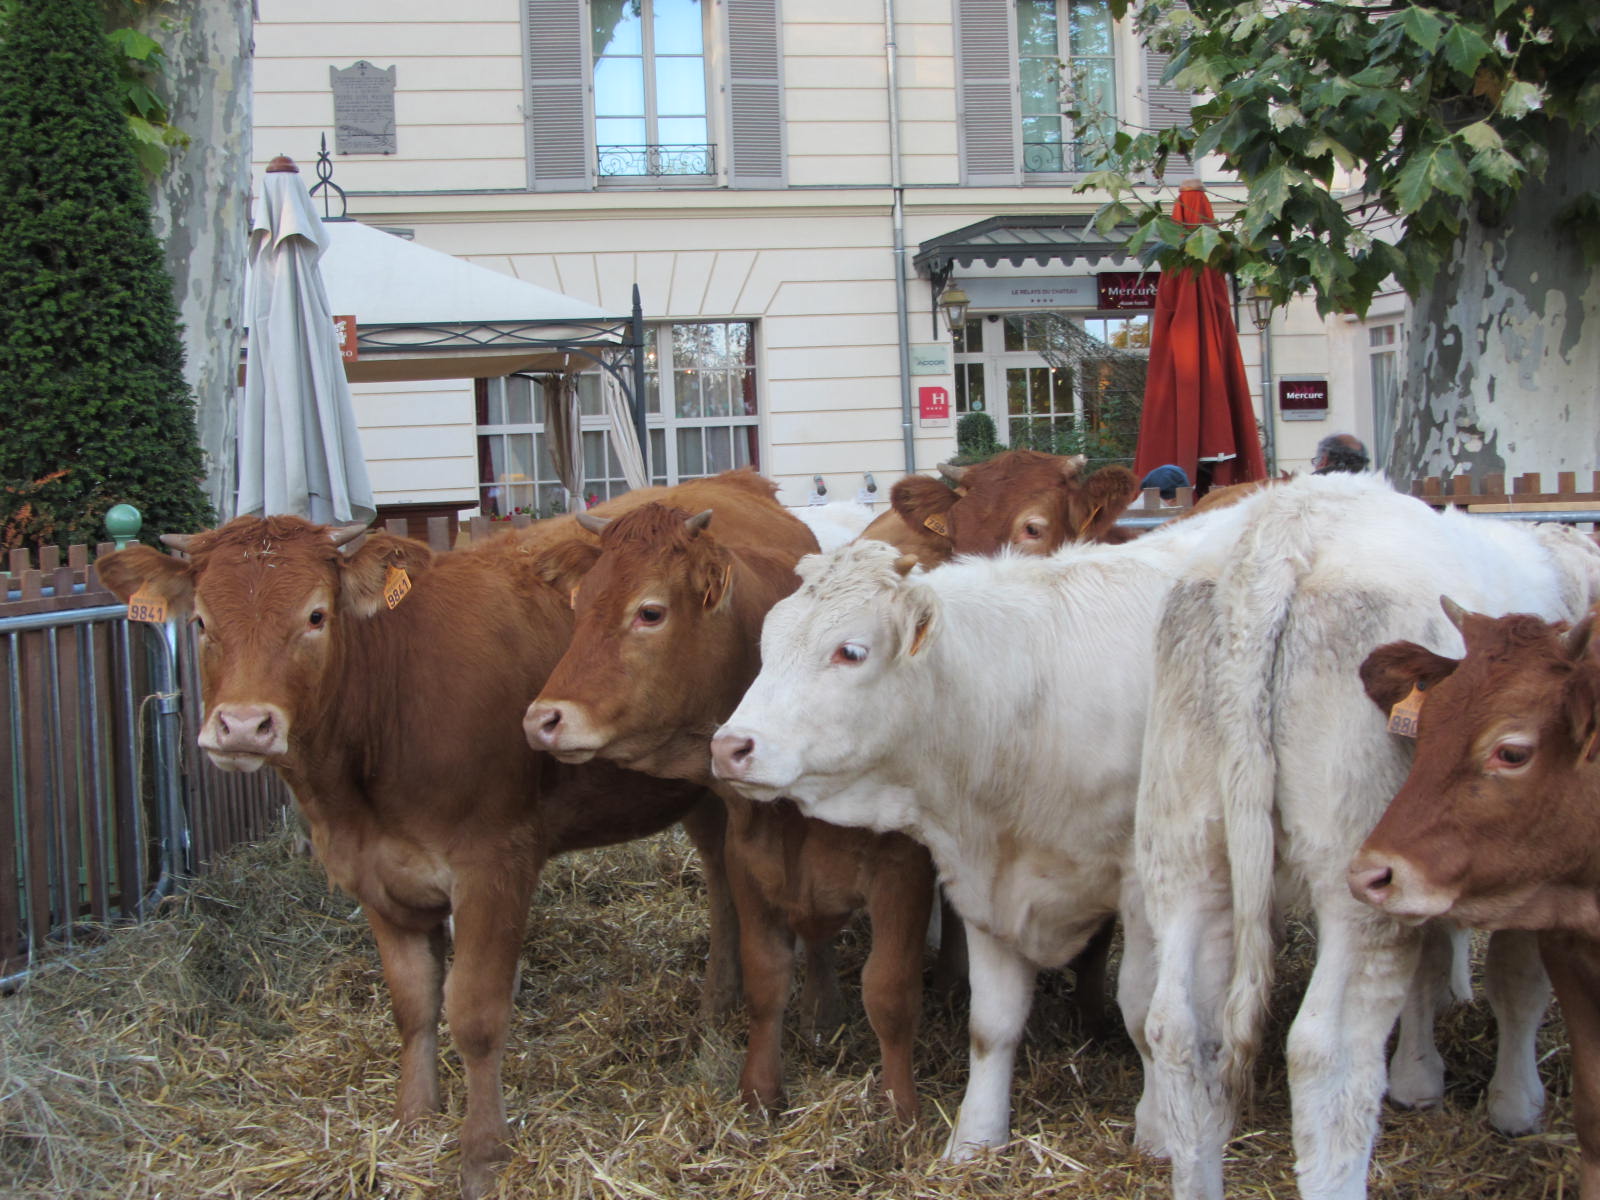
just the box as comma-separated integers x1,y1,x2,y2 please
127,585,169,624
1387,684,1424,739
383,565,412,610
923,512,950,538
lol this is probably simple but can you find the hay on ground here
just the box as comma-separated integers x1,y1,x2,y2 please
0,828,1579,1198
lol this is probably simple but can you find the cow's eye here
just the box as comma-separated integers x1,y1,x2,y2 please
307,610,327,630
1021,520,1045,540
635,604,666,627
192,614,206,634
831,642,868,665
1488,741,1534,771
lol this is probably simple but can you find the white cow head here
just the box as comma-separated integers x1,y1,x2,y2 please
711,540,938,828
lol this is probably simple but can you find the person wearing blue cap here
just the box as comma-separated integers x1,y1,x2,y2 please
1140,464,1190,502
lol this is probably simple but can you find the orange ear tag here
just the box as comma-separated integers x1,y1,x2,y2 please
127,585,169,624
1387,684,1424,739
923,513,949,538
383,565,412,610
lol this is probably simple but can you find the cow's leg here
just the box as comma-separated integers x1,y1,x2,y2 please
1286,891,1418,1200
365,908,448,1125
681,794,741,1017
1484,928,1550,1135
931,891,969,994
945,921,1035,1159
443,867,540,1200
1539,932,1600,1198
1115,880,1167,1158
1386,919,1454,1109
729,854,794,1114
1143,877,1234,1200
798,935,846,1038
862,845,934,1122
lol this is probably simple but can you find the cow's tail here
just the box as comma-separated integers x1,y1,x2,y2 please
1209,501,1313,1101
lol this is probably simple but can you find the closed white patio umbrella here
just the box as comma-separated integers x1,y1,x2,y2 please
236,156,376,526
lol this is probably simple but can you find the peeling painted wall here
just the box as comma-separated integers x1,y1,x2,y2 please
1390,125,1600,482
139,0,254,522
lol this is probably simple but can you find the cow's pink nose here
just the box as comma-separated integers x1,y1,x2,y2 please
711,731,756,779
210,705,280,755
1348,858,1395,907
524,702,563,750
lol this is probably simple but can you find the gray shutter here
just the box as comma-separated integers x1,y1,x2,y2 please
1143,45,1194,179
726,0,786,188
956,0,1020,186
526,0,591,191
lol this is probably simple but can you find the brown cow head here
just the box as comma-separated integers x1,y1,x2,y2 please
523,503,761,780
891,451,1138,559
1349,599,1600,934
95,517,433,773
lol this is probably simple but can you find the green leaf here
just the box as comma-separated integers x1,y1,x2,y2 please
1439,24,1493,77
1182,223,1225,263
1392,142,1473,213
1305,134,1356,171
1458,121,1502,151
104,27,162,63
1092,200,1136,235
1395,7,1445,53
1270,104,1305,131
1468,145,1523,187
1500,80,1546,120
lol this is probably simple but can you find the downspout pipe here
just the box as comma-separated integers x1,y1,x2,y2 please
885,0,916,475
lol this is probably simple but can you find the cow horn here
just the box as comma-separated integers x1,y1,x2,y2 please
1439,595,1469,630
328,522,369,548
892,553,919,577
685,509,713,534
1062,454,1088,477
158,532,194,553
576,512,611,535
936,462,968,485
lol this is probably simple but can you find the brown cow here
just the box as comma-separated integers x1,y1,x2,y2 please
524,470,935,1119
889,450,1139,557
1350,601,1600,1197
94,513,735,1200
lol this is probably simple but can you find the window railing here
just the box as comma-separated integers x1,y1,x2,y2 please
1023,140,1092,173
597,144,716,178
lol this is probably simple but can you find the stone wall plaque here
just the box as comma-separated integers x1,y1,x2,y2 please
331,61,397,155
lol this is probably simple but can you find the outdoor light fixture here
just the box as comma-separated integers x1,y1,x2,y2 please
1247,283,1274,331
938,283,971,335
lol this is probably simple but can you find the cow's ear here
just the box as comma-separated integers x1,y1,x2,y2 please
94,544,197,614
528,538,602,598
692,543,735,611
892,475,958,540
1562,614,1600,761
1073,466,1140,541
896,582,939,659
338,532,435,619
1359,640,1460,717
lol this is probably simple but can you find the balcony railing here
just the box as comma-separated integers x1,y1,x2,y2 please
597,143,715,178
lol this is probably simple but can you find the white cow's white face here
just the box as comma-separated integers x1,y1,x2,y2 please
711,543,936,829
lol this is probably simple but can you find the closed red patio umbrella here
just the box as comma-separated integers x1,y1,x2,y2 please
1133,181,1266,493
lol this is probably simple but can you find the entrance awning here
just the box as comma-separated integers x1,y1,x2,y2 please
913,214,1136,284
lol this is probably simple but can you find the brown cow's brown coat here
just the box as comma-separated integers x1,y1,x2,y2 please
1351,606,1600,1197
524,470,935,1118
95,513,736,1200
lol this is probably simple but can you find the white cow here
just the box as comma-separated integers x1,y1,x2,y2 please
1138,473,1600,1200
712,504,1262,1156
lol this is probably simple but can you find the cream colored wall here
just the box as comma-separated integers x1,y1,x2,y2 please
251,1,1364,509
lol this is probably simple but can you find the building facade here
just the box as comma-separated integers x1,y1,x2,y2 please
251,0,1397,515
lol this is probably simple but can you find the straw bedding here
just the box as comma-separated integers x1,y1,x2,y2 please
0,827,1580,1198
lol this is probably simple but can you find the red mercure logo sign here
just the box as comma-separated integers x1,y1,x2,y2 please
1279,378,1329,413
333,314,359,361
1096,272,1160,310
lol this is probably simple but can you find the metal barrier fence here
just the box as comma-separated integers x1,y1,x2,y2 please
1,544,289,985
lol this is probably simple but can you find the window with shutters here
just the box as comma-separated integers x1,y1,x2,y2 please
525,0,785,191
592,0,714,179
1018,0,1116,174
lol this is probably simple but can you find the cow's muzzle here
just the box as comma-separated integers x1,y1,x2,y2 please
710,730,756,780
523,699,600,763
1347,848,1451,923
200,702,289,770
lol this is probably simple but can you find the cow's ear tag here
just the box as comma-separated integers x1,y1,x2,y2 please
1387,684,1424,739
127,585,168,624
923,512,949,538
383,565,412,610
